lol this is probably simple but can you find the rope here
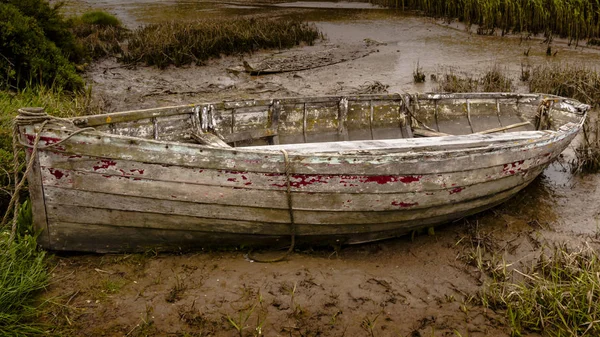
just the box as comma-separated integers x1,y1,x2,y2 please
247,149,296,263
2,108,94,241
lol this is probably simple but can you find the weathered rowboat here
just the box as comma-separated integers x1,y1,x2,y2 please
17,93,588,253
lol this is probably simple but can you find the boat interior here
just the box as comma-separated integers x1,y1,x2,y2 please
71,93,586,149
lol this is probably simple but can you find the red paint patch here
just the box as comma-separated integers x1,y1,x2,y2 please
93,159,117,171
227,178,237,182
48,168,65,180
130,169,145,174
399,175,422,183
391,201,419,208
449,187,464,195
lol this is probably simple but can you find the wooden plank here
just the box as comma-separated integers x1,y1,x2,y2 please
413,128,451,137
39,148,555,194
46,204,291,234
26,150,51,248
191,132,231,148
293,179,532,225
476,122,532,135
44,186,289,223
32,125,573,176
47,171,289,209
221,128,277,143
45,222,285,253
41,162,544,213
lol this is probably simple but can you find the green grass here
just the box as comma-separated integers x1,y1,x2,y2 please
123,17,321,68
0,201,49,336
481,245,600,336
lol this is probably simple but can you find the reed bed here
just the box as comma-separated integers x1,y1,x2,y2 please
481,244,600,336
528,64,600,172
71,12,129,60
436,66,513,92
123,18,321,68
370,0,600,42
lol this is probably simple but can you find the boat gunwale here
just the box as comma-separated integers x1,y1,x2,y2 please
68,92,589,128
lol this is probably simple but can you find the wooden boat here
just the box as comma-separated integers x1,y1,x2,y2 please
16,93,588,253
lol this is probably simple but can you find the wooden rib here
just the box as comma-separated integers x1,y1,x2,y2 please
369,100,374,140
338,97,349,141
495,99,504,130
434,100,440,132
302,102,308,143
269,100,281,145
466,99,475,134
152,118,159,140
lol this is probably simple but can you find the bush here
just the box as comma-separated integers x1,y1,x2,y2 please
4,0,86,64
0,3,84,91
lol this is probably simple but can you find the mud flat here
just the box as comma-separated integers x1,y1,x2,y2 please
41,2,600,336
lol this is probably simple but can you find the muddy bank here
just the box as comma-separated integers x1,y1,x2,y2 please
39,2,600,336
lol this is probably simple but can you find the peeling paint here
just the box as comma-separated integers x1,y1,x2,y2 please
93,159,117,171
391,201,419,207
449,187,464,194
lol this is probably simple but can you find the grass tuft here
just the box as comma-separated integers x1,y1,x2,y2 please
436,66,512,93
481,244,600,336
123,17,321,69
0,201,49,336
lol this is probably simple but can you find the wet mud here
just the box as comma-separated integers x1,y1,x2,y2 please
41,1,600,336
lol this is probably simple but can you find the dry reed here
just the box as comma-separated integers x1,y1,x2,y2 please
123,18,320,68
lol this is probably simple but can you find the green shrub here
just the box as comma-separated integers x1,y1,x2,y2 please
4,0,86,64
0,3,83,91
80,10,121,27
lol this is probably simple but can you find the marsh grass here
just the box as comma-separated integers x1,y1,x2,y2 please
71,16,129,60
528,64,600,173
0,201,49,336
481,244,600,336
123,18,320,68
369,0,600,42
436,66,512,93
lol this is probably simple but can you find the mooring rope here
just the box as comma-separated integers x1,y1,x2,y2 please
247,148,296,263
2,108,94,241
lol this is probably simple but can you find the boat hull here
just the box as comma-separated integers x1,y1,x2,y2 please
18,93,587,252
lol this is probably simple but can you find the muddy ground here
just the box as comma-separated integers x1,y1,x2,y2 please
41,2,600,336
